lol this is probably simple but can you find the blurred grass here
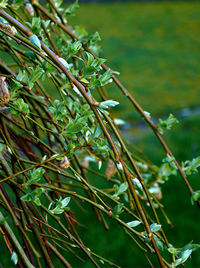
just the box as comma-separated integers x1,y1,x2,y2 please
70,1,200,120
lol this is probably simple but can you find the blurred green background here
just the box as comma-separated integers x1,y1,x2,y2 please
69,1,200,267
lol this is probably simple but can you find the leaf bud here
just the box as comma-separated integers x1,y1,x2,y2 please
60,156,70,169
25,3,34,17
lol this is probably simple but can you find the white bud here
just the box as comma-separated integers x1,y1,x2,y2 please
58,57,70,69
99,100,119,109
116,161,123,171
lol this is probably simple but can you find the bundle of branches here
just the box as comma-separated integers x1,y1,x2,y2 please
0,1,199,267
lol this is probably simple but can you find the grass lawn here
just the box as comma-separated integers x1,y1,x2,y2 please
70,1,200,120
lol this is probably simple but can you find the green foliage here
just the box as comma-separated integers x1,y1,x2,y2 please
183,156,200,175
48,100,67,121
191,190,200,204
49,197,71,215
159,156,178,180
0,1,199,267
65,0,79,16
29,34,41,49
168,241,200,267
158,114,179,134
9,98,30,116
26,167,45,188
113,203,124,218
113,182,128,200
127,220,141,228
0,0,8,8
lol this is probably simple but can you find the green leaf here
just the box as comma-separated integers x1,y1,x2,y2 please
183,156,200,175
16,69,29,83
73,25,88,39
29,34,41,49
65,0,79,15
0,0,8,8
66,40,82,58
168,247,180,255
159,156,177,179
11,79,23,91
93,124,102,139
12,0,24,10
191,190,200,204
173,249,192,267
21,188,44,206
99,100,119,109
28,66,44,89
54,0,63,9
150,223,162,233
65,121,83,134
49,197,71,215
86,52,94,66
153,235,165,251
116,182,128,195
61,197,71,207
127,220,141,228
182,241,200,252
98,70,113,86
27,17,42,34
11,251,18,265
0,143,4,152
33,197,41,206
158,114,179,134
113,203,124,218
26,167,45,187
10,98,30,116
21,193,33,202
88,32,101,45
144,111,151,118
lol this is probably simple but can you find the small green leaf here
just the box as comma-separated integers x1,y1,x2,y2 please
65,0,79,15
168,247,180,255
28,66,44,89
127,220,141,228
49,197,71,215
33,197,41,206
29,34,41,49
61,197,71,207
113,203,124,218
182,241,200,252
191,190,200,205
113,182,129,199
11,251,18,265
10,98,30,116
21,193,33,202
183,156,200,175
26,167,45,187
88,32,101,45
150,223,162,233
11,79,23,90
99,100,119,109
173,249,192,267
158,114,179,134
